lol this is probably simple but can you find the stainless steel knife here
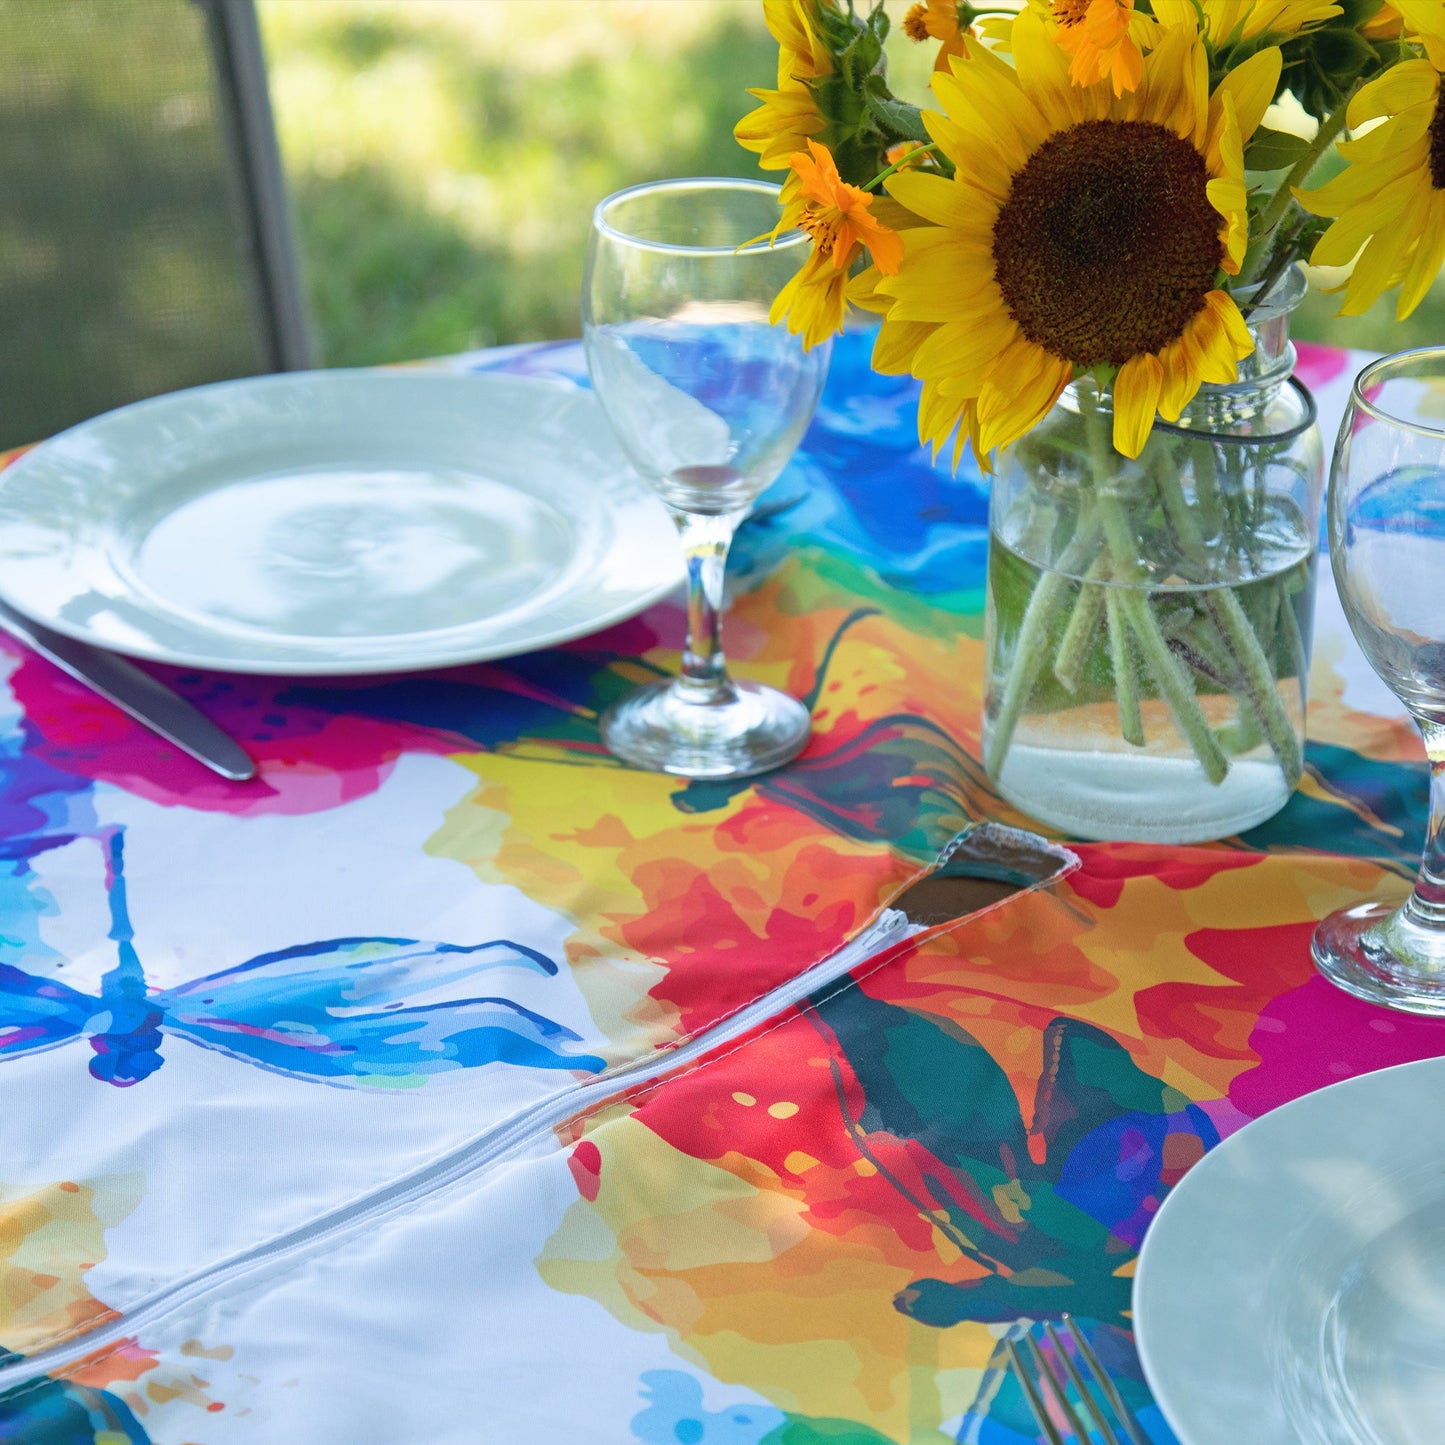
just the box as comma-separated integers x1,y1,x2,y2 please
0,601,256,782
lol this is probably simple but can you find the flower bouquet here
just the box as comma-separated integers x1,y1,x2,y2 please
735,0,1445,841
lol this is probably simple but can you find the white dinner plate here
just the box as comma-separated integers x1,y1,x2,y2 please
1135,1056,1445,1445
0,370,681,674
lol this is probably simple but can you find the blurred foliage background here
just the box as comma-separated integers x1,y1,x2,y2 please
256,0,1444,368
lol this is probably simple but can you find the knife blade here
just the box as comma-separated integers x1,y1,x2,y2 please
0,601,256,782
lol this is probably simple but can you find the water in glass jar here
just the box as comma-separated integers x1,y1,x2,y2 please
984,535,1317,843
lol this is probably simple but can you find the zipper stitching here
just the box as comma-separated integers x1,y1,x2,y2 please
0,907,918,1392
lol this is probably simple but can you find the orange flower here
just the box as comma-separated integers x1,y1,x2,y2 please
770,140,904,349
902,0,969,72
788,140,904,273
1047,0,1143,95
885,140,930,169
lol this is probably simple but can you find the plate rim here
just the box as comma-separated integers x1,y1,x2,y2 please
1133,1053,1445,1445
0,368,682,676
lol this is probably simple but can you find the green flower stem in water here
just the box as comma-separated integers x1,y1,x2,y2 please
988,382,1307,799
1078,387,1230,784
983,512,1103,780
1121,401,1302,784
1150,447,1208,562
1173,614,1263,755
1191,442,1224,540
1096,489,1230,785
1104,586,1145,747
1202,586,1303,781
1053,554,1109,694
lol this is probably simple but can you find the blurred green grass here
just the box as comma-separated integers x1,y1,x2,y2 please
258,0,1444,367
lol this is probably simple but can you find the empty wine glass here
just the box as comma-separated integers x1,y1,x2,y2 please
582,177,830,779
1313,348,1445,1013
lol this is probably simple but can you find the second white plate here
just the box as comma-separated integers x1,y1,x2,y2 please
0,370,681,674
1135,1056,1445,1445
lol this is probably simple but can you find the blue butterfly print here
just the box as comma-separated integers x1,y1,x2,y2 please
0,830,606,1088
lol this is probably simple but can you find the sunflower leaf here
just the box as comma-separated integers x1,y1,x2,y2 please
865,94,929,143
1243,126,1312,171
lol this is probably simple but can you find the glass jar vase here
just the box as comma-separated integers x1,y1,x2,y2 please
982,270,1325,843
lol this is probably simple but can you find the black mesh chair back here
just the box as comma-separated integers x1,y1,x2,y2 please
0,0,311,449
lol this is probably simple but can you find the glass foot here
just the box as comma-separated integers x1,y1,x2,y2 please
1312,901,1445,1015
599,678,810,780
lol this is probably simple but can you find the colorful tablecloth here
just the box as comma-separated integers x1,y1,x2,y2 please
0,332,1440,1444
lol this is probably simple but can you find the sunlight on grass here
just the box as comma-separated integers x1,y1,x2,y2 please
258,0,1443,366
259,0,783,362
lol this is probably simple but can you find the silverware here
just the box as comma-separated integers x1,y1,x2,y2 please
1005,1315,1151,1445
0,601,256,782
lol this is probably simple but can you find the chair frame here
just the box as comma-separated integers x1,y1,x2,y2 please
195,0,313,372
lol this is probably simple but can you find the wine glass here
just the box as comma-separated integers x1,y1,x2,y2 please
1313,347,1445,1013
582,177,830,779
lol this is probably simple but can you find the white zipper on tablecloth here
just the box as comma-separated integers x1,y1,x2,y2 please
0,905,920,1392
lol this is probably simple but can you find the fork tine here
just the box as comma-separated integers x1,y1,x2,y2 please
1042,1322,1124,1445
1061,1314,1153,1445
1005,1336,1068,1445
1025,1333,1094,1444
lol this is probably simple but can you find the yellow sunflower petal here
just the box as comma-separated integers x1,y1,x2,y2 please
1338,106,1433,163
1113,353,1164,457
1149,0,1196,25
1156,337,1200,422
910,311,1020,383
1013,7,1103,128
847,263,888,314
1308,165,1422,265
1212,45,1282,147
917,377,967,454
933,46,1049,169
876,232,1005,322
1392,1,1445,68
1397,191,1445,319
1131,20,1206,145
869,196,925,234
885,170,997,236
769,252,848,349
764,0,832,80
1347,58,1438,129
977,339,1073,453
1338,174,1436,316
1206,94,1250,272
1200,290,1254,375
1297,138,1424,214
735,87,827,167
872,317,940,372
1340,231,1408,316
922,108,1017,202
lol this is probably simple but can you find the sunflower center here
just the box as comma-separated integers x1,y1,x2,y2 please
991,119,1224,366
1431,87,1445,190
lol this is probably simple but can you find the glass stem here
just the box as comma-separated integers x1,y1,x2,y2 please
672,508,743,707
1406,720,1445,929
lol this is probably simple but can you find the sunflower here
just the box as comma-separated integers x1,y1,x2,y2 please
866,12,1277,462
771,140,905,348
1296,52,1445,319
734,0,833,192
